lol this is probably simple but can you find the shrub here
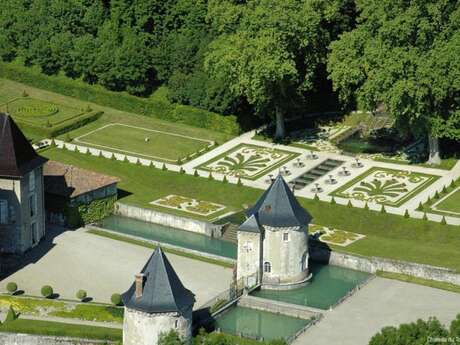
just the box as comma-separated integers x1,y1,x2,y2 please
208,172,214,180
41,285,54,298
330,197,336,205
442,186,448,194
222,175,228,183
380,205,386,214
237,177,242,186
450,180,456,188
347,200,353,208
22,90,28,97
417,202,423,211
434,191,440,199
364,202,369,210
177,157,182,165
194,170,199,177
423,212,428,221
111,293,122,306
162,163,167,171
404,209,409,218
6,282,17,294
441,216,447,225
76,290,87,301
314,194,320,201
179,167,185,174
5,306,17,322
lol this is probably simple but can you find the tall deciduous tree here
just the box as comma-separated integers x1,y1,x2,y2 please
328,0,460,164
205,0,355,139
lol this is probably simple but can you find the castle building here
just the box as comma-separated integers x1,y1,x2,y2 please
122,247,195,345
0,113,47,254
237,175,312,289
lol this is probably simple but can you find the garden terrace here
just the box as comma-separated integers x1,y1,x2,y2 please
39,147,460,272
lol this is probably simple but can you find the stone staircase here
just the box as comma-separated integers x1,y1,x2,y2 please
222,223,238,244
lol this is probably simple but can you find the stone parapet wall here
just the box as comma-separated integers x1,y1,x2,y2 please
311,245,460,285
114,203,223,237
0,333,117,345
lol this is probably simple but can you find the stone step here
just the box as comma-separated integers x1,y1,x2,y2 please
222,224,238,244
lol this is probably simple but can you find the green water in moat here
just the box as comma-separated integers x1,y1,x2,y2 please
214,306,310,341
100,215,237,259
100,215,370,311
252,263,370,310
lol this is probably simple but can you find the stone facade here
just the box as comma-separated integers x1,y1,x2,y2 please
0,166,46,254
123,307,193,345
237,231,262,284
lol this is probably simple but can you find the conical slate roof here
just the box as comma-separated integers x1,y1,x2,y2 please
122,247,195,314
246,175,312,228
0,113,47,178
238,214,261,233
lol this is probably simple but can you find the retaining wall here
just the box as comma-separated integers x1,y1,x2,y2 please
311,246,460,285
114,203,223,237
238,295,319,319
0,333,117,345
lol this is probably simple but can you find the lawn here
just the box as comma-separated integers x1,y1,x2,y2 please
74,123,212,162
39,147,460,273
431,187,460,215
0,319,122,341
0,78,234,147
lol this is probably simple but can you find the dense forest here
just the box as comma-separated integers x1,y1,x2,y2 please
1,0,460,163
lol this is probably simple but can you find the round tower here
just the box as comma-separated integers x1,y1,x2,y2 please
237,175,312,290
122,247,195,345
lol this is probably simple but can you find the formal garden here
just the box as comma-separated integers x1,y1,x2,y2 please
330,167,439,207
195,143,299,180
151,195,226,217
309,224,365,247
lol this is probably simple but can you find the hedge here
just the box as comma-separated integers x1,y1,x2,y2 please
14,111,103,139
0,61,241,135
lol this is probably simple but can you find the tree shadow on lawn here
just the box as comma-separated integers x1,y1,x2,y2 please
0,226,67,280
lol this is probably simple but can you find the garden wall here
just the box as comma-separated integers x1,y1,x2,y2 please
114,203,223,238
310,246,460,285
0,333,116,345
238,295,319,319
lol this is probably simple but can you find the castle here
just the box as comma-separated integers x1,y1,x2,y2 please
0,113,46,254
237,175,312,289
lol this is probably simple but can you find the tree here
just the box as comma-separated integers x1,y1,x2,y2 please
205,0,355,139
328,0,460,164
158,330,185,345
369,317,449,345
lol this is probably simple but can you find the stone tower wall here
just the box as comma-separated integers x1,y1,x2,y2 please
262,225,309,284
123,306,192,345
237,231,262,281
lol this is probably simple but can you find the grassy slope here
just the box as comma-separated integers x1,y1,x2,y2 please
0,319,122,341
376,271,460,294
40,148,460,272
434,188,460,214
0,78,233,144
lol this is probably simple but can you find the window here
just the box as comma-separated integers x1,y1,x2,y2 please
29,194,36,217
31,222,37,244
29,171,35,192
0,200,8,224
175,320,178,328
264,262,271,273
283,233,289,242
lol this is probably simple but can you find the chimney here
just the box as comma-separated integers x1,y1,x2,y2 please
135,273,145,299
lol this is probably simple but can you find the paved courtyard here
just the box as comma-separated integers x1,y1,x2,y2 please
0,227,233,308
295,277,460,345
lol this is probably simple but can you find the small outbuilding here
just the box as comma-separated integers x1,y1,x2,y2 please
122,247,195,345
43,161,119,227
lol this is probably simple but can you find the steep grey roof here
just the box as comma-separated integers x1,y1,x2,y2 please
238,214,261,233
122,247,195,314
246,175,311,228
0,113,47,178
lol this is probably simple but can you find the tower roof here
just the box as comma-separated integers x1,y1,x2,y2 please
122,247,195,314
0,113,47,178
238,214,261,233
246,175,311,228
